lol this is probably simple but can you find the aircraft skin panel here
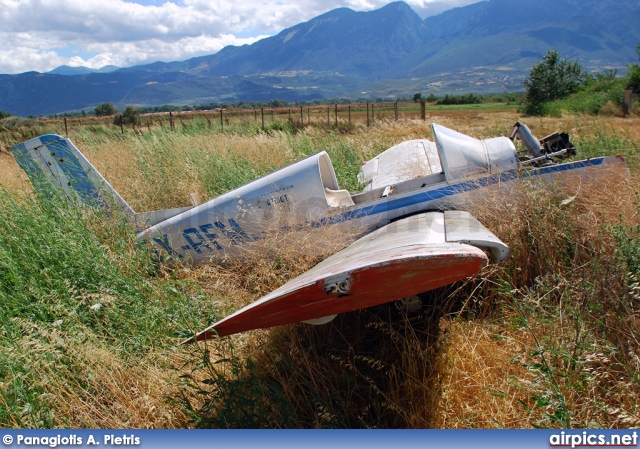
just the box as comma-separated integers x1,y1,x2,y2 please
136,151,339,264
359,139,441,191
432,123,518,182
444,210,510,263
185,212,488,341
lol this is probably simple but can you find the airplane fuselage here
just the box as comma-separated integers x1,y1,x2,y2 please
139,155,618,264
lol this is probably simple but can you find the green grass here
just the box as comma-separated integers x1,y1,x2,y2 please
571,123,639,168
1,113,638,429
425,103,519,111
534,78,627,117
0,188,218,426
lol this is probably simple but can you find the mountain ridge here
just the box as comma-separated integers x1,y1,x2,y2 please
47,65,121,76
1,0,638,116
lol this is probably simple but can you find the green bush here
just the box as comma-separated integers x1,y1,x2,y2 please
437,93,483,105
544,78,625,116
113,106,141,126
523,49,587,115
626,44,640,94
94,102,116,117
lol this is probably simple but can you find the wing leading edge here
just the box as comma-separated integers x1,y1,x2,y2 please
184,211,508,343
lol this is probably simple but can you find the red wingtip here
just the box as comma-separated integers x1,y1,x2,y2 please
181,328,219,345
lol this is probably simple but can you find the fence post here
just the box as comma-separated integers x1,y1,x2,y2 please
169,111,174,129
623,88,633,117
300,106,303,125
64,117,68,136
220,109,223,132
420,101,426,121
372,103,375,122
261,108,264,130
367,102,370,127
334,104,338,127
348,104,351,123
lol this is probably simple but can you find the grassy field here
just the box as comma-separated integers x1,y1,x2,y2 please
0,109,639,428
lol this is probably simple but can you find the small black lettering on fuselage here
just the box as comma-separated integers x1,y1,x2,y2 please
266,193,289,206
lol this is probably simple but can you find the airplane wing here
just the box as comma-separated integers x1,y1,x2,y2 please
184,211,508,343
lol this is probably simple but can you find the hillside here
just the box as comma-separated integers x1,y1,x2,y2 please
0,0,638,116
156,2,429,79
387,0,640,78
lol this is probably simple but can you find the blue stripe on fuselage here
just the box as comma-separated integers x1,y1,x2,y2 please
318,158,606,226
161,157,607,260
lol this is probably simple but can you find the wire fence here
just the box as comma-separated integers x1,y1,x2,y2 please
51,102,430,136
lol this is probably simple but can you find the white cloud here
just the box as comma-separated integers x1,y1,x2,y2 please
0,0,482,74
410,0,484,17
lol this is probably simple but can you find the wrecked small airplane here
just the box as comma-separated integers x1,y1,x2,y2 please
10,122,624,341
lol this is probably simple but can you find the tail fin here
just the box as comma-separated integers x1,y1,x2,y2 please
10,134,135,216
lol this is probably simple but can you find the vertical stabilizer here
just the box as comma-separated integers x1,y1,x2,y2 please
10,134,135,216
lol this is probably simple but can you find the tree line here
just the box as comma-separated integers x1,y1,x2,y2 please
78,92,522,122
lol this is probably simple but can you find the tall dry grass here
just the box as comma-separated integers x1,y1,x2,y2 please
177,117,640,428
1,111,639,428
7,325,186,428
434,161,639,428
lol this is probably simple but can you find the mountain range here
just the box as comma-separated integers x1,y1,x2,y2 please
1,0,639,116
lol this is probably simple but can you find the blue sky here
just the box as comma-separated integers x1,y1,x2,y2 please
0,0,483,74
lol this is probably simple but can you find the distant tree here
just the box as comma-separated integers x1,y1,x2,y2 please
269,99,287,108
523,49,587,115
425,93,439,103
0,110,12,119
94,102,116,117
437,93,482,105
113,106,141,126
413,93,422,103
627,43,640,94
